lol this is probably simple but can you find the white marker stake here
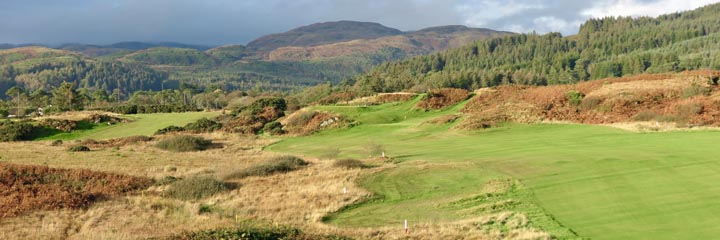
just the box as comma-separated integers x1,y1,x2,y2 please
382,151,386,159
343,186,347,194
404,219,408,235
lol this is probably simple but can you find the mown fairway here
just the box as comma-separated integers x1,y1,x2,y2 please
39,111,221,140
268,100,720,239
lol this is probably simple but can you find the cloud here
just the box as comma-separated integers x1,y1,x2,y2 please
0,0,717,45
456,0,545,26
582,0,719,18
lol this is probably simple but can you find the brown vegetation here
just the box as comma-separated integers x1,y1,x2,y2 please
282,110,348,135
460,71,720,129
416,88,471,110
376,92,417,104
0,163,152,218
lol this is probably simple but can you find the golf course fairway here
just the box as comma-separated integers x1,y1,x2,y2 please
268,100,720,239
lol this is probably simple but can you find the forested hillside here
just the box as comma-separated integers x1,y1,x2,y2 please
354,3,720,94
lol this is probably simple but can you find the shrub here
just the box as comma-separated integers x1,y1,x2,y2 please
224,156,308,179
333,159,366,169
579,96,602,110
170,226,348,240
0,164,152,217
165,176,229,200
284,111,316,129
377,93,416,103
566,90,585,106
68,145,90,152
184,118,222,133
632,110,661,121
156,135,212,152
416,88,471,110
0,121,36,142
677,102,704,117
317,92,356,105
50,140,63,146
262,121,284,135
38,119,78,132
682,84,711,98
155,125,185,135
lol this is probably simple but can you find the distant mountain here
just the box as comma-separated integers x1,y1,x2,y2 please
0,21,514,94
266,25,512,61
247,21,404,51
122,47,218,66
107,42,212,51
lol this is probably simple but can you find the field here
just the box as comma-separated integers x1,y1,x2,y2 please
37,111,221,140
268,98,720,239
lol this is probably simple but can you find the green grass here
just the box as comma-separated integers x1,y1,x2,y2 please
268,100,720,239
38,112,220,140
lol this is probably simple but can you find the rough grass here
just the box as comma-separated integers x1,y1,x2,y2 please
332,159,366,169
165,176,230,200
0,163,152,218
156,135,212,152
223,156,308,180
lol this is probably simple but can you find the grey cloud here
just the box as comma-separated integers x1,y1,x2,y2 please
0,0,717,45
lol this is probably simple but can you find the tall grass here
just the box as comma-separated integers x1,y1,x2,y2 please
156,135,212,152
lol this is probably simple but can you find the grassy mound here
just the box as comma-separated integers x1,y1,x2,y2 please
0,163,152,217
156,135,212,152
165,176,230,200
224,156,308,179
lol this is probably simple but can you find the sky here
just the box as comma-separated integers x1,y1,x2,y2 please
1,0,718,46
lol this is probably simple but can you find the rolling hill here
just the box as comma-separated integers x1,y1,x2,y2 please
246,21,405,51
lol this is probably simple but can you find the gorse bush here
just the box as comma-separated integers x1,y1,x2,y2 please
67,145,90,152
224,156,308,180
165,176,229,200
184,118,222,133
333,159,366,169
155,125,185,135
566,90,585,106
155,135,212,152
0,120,36,142
262,121,284,135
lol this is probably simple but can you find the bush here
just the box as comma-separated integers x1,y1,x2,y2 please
579,96,602,110
156,135,212,152
262,121,284,135
165,176,229,200
677,102,704,117
51,140,63,146
100,104,200,114
224,156,308,179
377,93,416,104
566,90,585,106
333,159,366,169
67,145,91,152
682,84,711,98
38,119,78,132
184,118,222,133
416,88,471,110
155,125,185,135
0,120,36,142
170,225,350,240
